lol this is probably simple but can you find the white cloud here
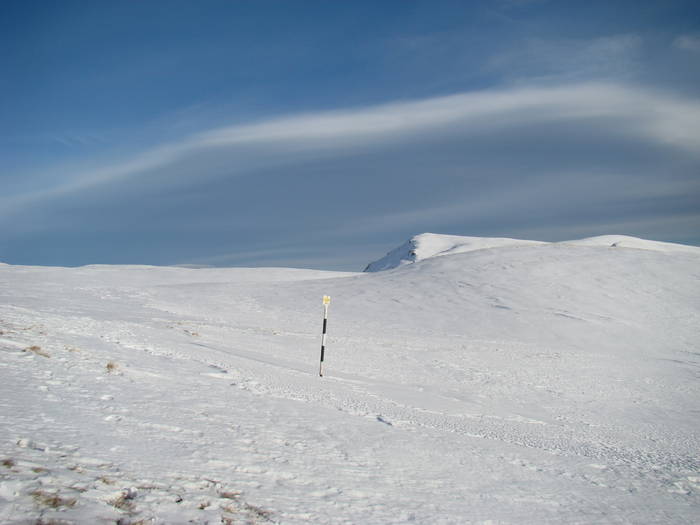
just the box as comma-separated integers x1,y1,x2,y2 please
195,82,700,153
3,82,700,219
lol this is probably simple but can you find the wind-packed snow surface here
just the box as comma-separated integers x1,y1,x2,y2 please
1,235,699,524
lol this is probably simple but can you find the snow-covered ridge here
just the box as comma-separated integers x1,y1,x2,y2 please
559,234,700,253
364,232,700,271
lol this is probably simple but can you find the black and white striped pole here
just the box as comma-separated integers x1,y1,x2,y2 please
319,295,331,377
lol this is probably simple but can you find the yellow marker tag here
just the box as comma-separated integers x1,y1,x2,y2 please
323,295,331,305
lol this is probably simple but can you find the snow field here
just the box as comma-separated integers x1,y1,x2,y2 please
1,236,699,523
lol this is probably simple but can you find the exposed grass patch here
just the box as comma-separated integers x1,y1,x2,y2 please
106,361,119,373
108,492,135,512
244,503,273,522
24,345,50,358
2,458,15,468
31,489,76,508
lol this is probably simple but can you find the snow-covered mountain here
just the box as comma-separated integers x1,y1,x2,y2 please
1,236,699,523
364,232,700,271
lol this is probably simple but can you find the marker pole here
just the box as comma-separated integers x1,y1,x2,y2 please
319,295,330,377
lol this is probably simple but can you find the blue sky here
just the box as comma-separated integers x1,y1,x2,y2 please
2,0,699,270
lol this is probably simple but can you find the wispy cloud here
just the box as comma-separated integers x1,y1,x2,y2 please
324,169,700,240
487,35,643,82
194,81,700,154
3,82,700,220
673,34,700,53
51,133,109,148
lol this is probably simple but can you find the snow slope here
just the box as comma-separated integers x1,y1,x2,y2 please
1,237,699,524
